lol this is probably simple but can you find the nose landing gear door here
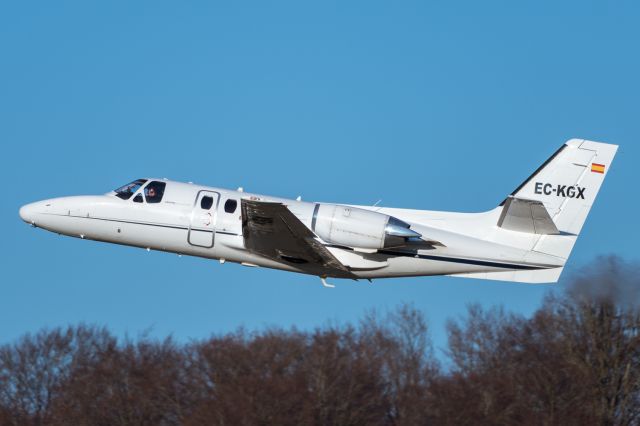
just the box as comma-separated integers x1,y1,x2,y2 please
188,191,220,248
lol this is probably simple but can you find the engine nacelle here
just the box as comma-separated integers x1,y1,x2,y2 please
311,204,421,250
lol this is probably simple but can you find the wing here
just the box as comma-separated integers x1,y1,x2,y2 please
241,199,352,275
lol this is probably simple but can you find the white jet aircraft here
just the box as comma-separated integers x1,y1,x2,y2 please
19,139,616,286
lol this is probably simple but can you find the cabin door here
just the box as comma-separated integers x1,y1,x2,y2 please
188,191,220,248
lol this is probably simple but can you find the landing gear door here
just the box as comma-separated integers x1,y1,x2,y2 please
188,191,220,248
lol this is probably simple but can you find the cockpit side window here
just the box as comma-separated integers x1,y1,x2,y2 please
114,179,147,200
144,181,166,203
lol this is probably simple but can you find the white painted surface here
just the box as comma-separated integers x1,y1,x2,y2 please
19,139,618,284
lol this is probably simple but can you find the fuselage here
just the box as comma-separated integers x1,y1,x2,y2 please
19,178,564,280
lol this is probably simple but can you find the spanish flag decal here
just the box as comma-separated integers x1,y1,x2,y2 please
591,163,605,174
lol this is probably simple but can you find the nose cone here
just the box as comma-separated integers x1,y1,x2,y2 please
19,202,37,224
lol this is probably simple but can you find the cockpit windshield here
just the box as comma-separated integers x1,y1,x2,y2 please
114,179,147,200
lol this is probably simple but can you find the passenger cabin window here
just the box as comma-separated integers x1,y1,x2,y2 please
144,181,166,203
224,199,238,213
201,196,214,210
133,194,143,203
114,179,147,200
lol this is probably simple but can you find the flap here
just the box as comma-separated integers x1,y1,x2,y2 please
326,247,389,270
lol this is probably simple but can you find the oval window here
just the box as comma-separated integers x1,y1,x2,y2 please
224,199,238,213
201,196,214,210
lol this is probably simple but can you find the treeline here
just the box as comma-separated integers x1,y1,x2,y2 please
1,257,639,425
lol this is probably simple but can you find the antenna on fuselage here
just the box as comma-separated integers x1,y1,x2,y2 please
320,276,335,288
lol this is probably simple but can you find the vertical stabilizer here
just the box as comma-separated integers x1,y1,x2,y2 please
502,139,617,261
453,139,617,284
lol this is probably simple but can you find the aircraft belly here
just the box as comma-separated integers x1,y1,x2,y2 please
351,254,531,279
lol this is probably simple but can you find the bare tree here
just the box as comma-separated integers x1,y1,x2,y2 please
360,303,438,424
51,335,190,426
1,260,638,425
0,325,114,426
547,256,640,425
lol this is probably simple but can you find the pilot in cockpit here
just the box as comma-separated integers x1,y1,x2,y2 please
144,181,165,203
146,186,156,199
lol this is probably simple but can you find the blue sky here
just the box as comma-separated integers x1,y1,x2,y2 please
1,1,638,355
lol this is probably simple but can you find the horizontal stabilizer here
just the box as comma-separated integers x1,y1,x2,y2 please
497,196,559,235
